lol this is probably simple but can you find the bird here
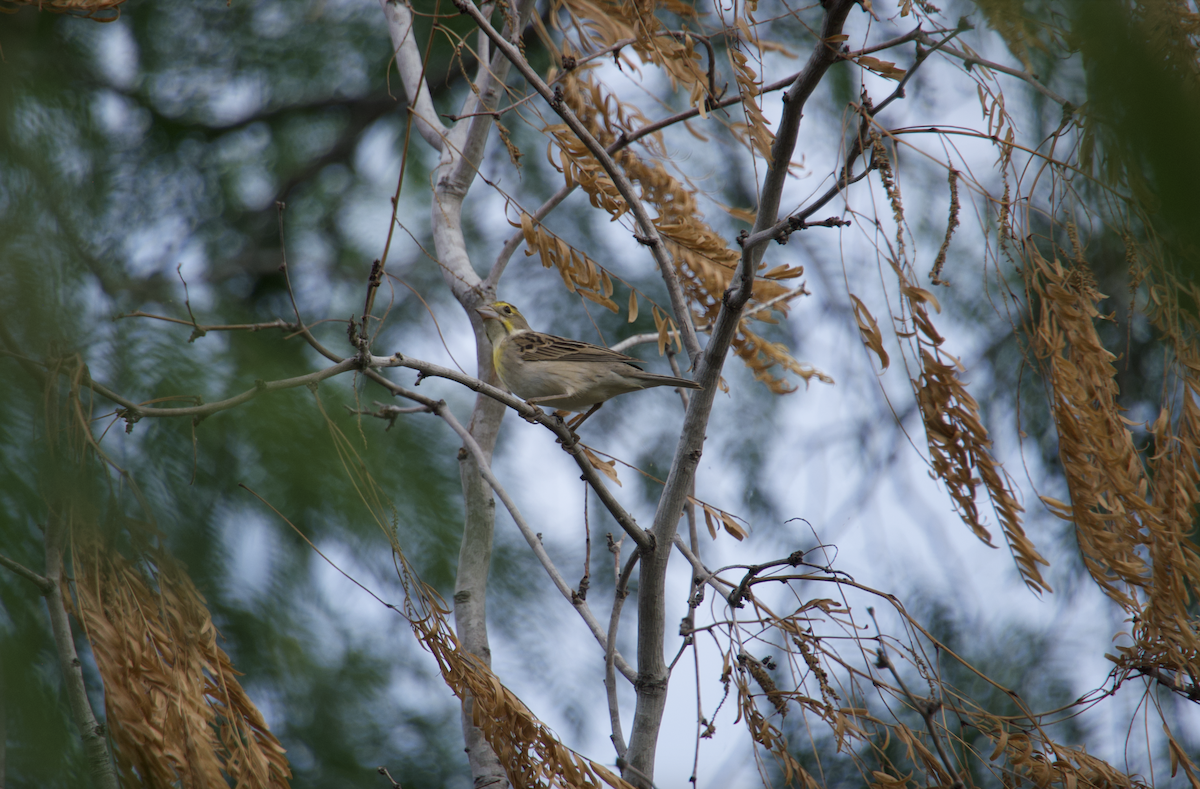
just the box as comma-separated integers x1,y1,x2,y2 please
476,301,702,416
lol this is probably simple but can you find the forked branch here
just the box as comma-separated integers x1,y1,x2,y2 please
625,3,861,783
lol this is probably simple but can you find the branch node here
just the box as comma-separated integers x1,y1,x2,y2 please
118,409,141,432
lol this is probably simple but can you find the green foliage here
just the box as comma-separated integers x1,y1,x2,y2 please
0,2,495,784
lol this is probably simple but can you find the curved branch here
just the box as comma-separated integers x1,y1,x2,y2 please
916,31,1072,109
0,551,52,593
606,550,640,758
379,0,447,151
85,358,362,422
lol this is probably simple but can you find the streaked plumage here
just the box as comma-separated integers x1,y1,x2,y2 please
476,301,702,412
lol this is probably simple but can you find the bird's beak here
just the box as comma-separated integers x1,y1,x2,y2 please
476,304,500,321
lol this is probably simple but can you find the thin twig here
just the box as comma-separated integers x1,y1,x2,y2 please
872,27,966,117
376,765,404,789
387,351,653,551
915,31,1072,108
0,551,51,593
87,357,364,423
671,534,736,597
868,608,963,789
847,25,926,58
116,312,296,335
607,549,640,758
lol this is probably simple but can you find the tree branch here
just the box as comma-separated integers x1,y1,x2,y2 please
85,357,363,422
0,551,52,593
915,30,1071,109
606,550,640,758
379,0,447,151
623,2,860,783
871,612,964,789
43,519,119,789
410,0,540,782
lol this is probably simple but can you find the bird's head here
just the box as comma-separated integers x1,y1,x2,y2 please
476,301,532,343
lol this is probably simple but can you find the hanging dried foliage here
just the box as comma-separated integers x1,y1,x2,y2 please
971,713,1152,789
72,526,291,789
555,0,714,116
521,214,621,313
543,71,821,391
1027,244,1200,681
395,553,636,789
871,137,1049,593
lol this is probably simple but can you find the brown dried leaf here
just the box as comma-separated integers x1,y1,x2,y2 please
856,55,907,80
702,504,718,540
720,512,748,541
849,294,890,371
74,526,291,789
763,264,805,280
582,446,621,486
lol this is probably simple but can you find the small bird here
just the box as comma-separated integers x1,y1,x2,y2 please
476,301,702,413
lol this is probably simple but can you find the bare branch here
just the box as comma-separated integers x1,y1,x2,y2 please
43,519,119,789
117,312,296,337
870,609,964,789
88,357,364,422
625,3,861,782
607,550,640,758
0,551,52,593
915,30,1072,109
379,0,447,151
872,27,967,117
848,25,926,58
670,534,735,597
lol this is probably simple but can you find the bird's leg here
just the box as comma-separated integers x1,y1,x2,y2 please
566,402,603,431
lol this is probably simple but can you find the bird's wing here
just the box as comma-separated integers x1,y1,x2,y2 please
513,331,643,365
